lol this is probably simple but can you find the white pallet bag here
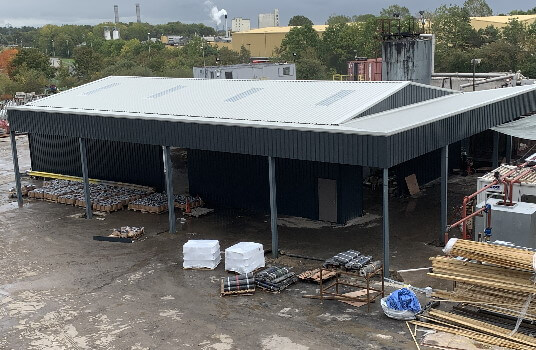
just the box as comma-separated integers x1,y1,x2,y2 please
183,240,221,269
225,242,265,274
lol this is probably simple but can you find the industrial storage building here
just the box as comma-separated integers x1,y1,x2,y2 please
193,63,296,80
7,76,536,274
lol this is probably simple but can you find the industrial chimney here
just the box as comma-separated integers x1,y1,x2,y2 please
114,5,119,23
136,3,141,23
224,14,228,38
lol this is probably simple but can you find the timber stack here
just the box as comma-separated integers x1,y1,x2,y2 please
415,238,536,349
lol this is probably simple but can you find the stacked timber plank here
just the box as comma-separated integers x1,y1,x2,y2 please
417,238,536,349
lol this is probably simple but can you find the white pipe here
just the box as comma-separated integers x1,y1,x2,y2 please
459,74,515,89
433,72,509,78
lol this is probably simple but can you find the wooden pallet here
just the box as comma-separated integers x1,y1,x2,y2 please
128,207,168,215
220,283,255,297
298,268,337,283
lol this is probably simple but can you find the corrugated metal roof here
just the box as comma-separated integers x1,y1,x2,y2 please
492,114,536,140
341,85,536,135
14,76,452,127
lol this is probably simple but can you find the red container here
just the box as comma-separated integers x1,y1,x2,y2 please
347,58,382,81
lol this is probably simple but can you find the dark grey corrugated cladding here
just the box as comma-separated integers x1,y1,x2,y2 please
28,134,165,190
188,150,363,224
8,111,391,167
9,87,536,169
387,92,536,166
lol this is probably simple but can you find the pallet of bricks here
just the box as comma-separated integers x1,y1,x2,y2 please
128,193,204,214
413,238,536,350
28,179,153,213
174,194,203,210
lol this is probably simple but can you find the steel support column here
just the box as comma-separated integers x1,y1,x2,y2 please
506,135,512,164
79,138,92,219
10,131,23,207
268,156,278,258
382,168,389,278
492,131,499,169
441,145,448,245
163,146,176,234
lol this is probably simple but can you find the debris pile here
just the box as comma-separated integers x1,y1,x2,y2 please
109,226,145,240
415,238,536,349
255,266,298,292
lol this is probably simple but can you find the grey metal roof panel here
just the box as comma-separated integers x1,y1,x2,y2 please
492,113,536,140
341,85,536,135
11,76,453,127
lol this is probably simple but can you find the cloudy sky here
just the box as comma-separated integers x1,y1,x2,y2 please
1,0,534,28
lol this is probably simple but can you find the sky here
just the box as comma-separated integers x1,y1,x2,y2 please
0,0,534,28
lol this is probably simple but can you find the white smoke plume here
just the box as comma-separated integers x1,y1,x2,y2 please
204,1,227,26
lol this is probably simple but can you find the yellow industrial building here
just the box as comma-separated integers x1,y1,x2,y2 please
230,25,328,57
470,14,536,30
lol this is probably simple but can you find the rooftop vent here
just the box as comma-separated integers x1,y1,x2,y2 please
225,88,264,102
83,83,120,96
316,90,355,106
147,85,185,99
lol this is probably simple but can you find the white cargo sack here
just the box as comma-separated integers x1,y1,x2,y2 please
225,242,265,274
183,240,221,269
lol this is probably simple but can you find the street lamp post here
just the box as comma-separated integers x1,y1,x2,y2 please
471,58,482,91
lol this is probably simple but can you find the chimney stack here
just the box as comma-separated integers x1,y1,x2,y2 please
114,5,119,23
224,14,228,38
136,3,141,23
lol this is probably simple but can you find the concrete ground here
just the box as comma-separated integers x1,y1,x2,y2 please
0,136,477,349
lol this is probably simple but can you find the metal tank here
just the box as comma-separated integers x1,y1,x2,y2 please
382,39,433,84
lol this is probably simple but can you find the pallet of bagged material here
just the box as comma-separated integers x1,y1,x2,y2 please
220,273,255,296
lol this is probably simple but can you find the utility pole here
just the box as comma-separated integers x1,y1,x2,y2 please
471,58,481,91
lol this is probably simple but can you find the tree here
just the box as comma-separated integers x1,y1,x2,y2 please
288,15,314,27
432,5,475,49
510,7,536,15
73,46,103,81
11,67,49,94
463,0,493,17
352,14,376,22
380,5,411,19
326,15,351,25
9,48,55,79
0,48,18,74
295,48,329,80
279,24,321,60
238,45,251,63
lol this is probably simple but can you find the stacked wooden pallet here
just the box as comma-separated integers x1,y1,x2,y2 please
417,239,536,349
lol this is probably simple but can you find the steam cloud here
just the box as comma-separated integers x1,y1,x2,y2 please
204,1,227,25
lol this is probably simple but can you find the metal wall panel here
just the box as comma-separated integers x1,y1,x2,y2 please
357,84,453,118
188,150,363,224
29,134,165,190
394,141,461,195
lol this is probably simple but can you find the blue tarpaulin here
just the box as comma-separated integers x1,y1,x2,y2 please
386,288,421,313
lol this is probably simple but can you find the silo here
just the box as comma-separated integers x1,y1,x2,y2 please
112,29,120,40
382,39,433,84
104,29,112,41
